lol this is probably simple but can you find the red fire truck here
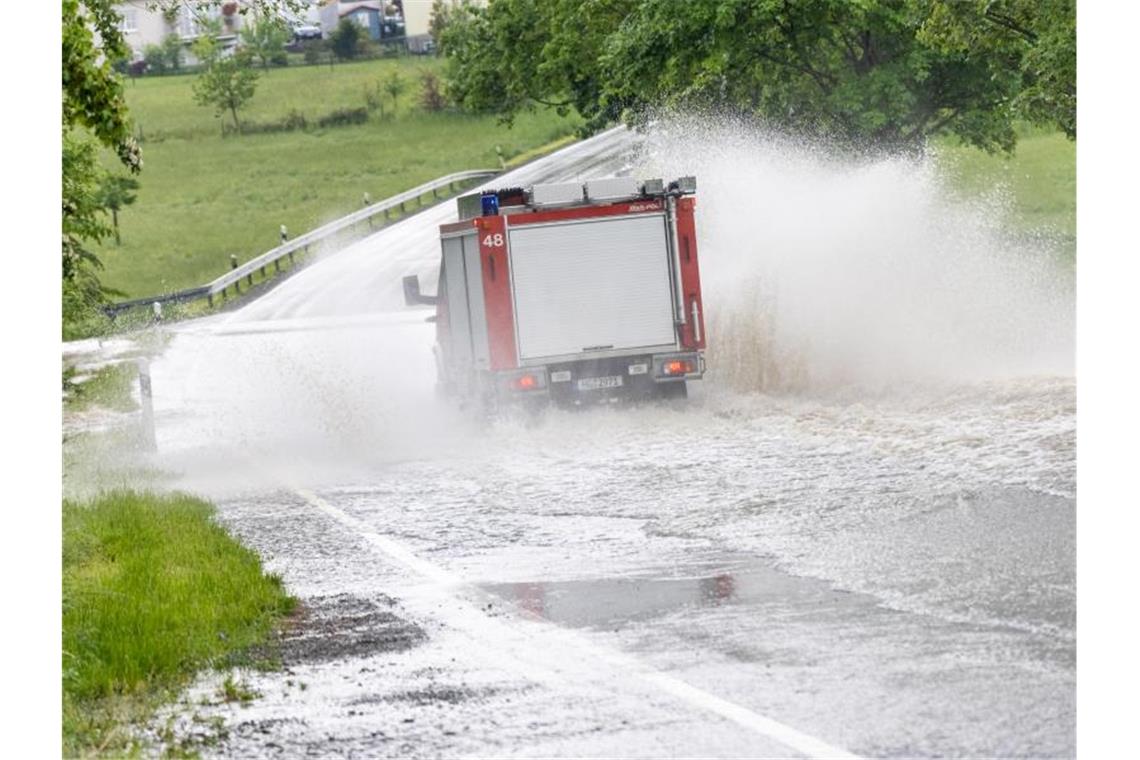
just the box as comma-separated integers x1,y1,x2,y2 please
403,176,706,407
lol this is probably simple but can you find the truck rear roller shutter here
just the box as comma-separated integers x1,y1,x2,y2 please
509,214,678,361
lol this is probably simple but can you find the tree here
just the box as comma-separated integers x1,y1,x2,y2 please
240,14,291,70
190,14,225,66
429,0,464,54
383,72,407,116
62,0,140,171
143,43,168,75
193,52,260,133
162,33,184,73
332,18,364,60
442,0,1076,153
97,175,140,245
62,133,110,284
918,0,1075,139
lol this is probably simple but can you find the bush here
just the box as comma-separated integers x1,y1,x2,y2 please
420,71,447,112
142,44,167,75
233,109,309,135
331,18,362,60
161,34,183,73
316,106,369,128
302,40,323,65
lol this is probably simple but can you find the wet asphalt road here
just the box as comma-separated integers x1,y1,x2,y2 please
140,128,1074,757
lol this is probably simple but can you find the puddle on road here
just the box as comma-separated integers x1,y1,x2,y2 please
480,562,868,630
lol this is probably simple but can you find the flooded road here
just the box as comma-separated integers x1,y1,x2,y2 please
133,126,1074,756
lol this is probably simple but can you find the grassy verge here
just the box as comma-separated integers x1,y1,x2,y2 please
934,126,1075,258
63,363,139,414
97,58,582,298
63,491,295,756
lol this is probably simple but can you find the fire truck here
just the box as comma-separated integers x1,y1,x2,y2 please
403,176,706,407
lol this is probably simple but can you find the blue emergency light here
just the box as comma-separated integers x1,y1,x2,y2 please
481,192,500,216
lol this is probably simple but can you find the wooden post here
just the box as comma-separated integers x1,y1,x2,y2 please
274,259,281,273
208,293,214,308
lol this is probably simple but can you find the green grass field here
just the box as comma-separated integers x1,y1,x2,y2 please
934,126,1076,257
98,58,582,298
63,491,295,755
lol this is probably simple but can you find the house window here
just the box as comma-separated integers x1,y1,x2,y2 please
118,9,138,33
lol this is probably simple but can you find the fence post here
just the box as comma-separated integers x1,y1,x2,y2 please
208,292,214,308
137,358,157,452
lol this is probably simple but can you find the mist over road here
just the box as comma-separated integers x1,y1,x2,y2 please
146,127,1074,757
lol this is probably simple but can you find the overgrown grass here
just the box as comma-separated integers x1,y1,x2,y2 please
97,58,582,298
64,363,139,414
62,491,295,755
934,125,1075,258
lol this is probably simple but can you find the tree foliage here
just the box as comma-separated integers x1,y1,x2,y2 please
193,52,260,132
332,18,364,60
62,134,110,282
442,0,1076,153
162,33,185,73
97,175,141,245
62,0,140,172
240,13,291,70
918,0,1075,140
429,0,463,54
383,72,407,114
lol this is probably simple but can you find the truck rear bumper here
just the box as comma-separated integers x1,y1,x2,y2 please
496,351,704,405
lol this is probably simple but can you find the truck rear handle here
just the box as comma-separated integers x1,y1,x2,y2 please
403,274,438,306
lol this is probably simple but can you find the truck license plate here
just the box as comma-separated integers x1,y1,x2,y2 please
577,375,623,391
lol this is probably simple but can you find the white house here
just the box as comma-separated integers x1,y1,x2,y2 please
113,1,244,63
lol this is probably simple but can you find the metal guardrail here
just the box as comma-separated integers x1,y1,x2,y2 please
105,168,499,317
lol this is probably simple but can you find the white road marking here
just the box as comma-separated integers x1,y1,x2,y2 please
293,486,862,759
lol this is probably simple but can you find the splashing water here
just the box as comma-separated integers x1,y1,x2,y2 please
633,118,1074,392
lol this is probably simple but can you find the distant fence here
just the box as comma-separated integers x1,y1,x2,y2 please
104,168,498,318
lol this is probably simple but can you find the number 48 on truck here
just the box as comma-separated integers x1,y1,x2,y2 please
403,175,706,408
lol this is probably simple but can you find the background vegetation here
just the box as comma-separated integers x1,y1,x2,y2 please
442,0,1075,154
94,57,580,299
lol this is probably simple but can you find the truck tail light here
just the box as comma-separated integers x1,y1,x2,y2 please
514,374,538,390
663,360,695,376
